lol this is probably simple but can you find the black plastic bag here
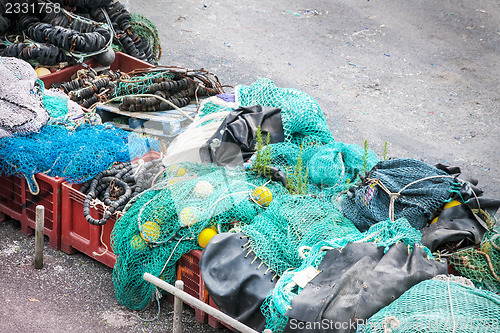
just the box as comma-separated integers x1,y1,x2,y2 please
199,105,284,166
284,242,447,333
200,232,277,332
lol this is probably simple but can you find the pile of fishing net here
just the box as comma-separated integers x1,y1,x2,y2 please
106,78,500,333
0,123,161,193
0,55,96,135
358,275,500,333
111,164,266,309
236,79,334,145
0,56,49,137
111,79,364,310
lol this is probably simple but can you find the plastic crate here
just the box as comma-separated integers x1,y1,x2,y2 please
177,249,209,323
61,182,118,268
19,173,64,250
40,52,154,89
0,174,24,221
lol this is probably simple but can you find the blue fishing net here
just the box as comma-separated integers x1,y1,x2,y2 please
0,123,162,190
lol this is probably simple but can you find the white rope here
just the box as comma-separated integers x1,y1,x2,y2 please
447,279,457,333
92,226,109,257
132,159,145,176
370,175,456,222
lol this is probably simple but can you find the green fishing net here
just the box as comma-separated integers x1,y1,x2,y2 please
358,276,500,333
130,13,162,63
264,141,379,194
236,79,334,145
450,230,500,293
112,163,277,309
241,195,358,277
261,217,432,333
113,71,176,97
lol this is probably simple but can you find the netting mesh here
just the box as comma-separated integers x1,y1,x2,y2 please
0,124,161,189
113,71,176,97
265,141,380,194
112,164,271,309
241,196,358,277
0,57,49,138
130,13,162,63
236,79,334,145
358,276,500,333
450,230,500,293
260,217,431,333
341,158,457,230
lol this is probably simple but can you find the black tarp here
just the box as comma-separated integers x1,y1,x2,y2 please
200,232,277,332
284,242,447,333
200,105,284,166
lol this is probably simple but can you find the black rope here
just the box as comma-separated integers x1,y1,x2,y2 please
81,158,164,226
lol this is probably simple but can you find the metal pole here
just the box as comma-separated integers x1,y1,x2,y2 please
34,205,44,269
143,273,265,333
173,280,184,333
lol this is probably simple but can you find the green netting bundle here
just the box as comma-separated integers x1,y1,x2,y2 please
358,276,500,333
130,13,162,63
264,141,379,192
112,163,275,309
261,217,431,333
450,230,500,293
236,79,334,145
113,71,176,97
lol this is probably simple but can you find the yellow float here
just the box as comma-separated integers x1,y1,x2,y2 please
198,228,218,248
250,186,273,207
140,220,161,242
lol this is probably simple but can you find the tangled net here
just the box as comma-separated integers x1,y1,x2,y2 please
112,164,266,309
0,123,161,193
236,79,334,145
450,230,500,293
358,276,500,333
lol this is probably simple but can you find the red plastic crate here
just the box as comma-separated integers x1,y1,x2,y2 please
61,182,118,268
177,249,209,323
0,174,24,221
19,173,64,250
40,52,154,89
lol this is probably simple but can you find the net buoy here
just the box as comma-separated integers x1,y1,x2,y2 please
198,228,217,248
250,186,273,207
141,220,161,242
179,207,199,227
194,180,214,198
130,234,147,250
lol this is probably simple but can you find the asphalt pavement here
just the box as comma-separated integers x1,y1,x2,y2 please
2,1,499,332
130,0,500,200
